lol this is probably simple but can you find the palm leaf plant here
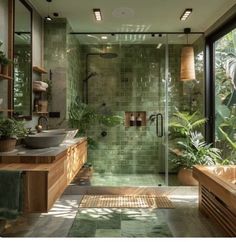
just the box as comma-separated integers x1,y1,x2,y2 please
169,111,206,139
169,110,223,185
173,132,222,169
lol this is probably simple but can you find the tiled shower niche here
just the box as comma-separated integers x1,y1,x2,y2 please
125,111,147,127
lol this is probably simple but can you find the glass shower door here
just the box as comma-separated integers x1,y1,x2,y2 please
77,33,170,186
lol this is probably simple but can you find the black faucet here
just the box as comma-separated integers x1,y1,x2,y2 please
38,116,48,130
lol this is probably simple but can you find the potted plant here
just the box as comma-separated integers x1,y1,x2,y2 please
170,111,222,185
172,131,222,185
0,118,27,152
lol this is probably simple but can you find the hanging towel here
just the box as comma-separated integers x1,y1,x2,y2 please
0,170,23,220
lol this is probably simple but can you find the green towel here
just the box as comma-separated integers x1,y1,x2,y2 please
0,170,23,220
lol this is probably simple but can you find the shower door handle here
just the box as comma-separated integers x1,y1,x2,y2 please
156,113,164,137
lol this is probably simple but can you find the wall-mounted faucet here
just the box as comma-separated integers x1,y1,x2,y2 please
36,116,48,131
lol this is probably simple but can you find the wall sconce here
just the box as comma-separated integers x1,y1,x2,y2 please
180,28,196,81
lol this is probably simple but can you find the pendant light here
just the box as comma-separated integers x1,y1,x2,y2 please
180,28,196,81
45,0,52,21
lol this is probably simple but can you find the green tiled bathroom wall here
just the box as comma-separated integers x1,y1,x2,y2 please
44,19,81,126
66,24,82,118
43,27,204,174
81,40,204,174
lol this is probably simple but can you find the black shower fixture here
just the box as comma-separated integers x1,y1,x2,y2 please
99,53,118,59
53,12,59,17
101,131,107,137
83,52,118,104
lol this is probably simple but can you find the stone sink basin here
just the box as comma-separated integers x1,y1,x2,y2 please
42,129,79,140
24,132,67,149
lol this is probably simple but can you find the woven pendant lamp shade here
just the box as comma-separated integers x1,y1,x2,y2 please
180,45,196,81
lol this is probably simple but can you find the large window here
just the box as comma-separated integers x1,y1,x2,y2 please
214,27,236,162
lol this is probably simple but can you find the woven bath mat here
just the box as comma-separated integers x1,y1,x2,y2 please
79,195,174,208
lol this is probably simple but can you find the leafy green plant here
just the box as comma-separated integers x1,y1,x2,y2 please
218,127,236,163
169,110,224,169
169,111,206,138
69,97,97,136
0,41,12,66
68,97,123,147
219,127,236,150
173,132,222,169
0,118,27,139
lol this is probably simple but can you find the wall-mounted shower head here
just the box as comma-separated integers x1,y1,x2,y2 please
99,53,118,59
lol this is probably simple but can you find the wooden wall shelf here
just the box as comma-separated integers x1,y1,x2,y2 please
0,109,14,112
33,66,47,74
33,112,48,115
0,74,13,80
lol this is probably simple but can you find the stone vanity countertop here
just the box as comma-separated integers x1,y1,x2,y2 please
0,137,87,163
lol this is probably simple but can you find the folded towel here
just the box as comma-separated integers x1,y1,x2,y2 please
0,171,23,220
33,85,47,92
33,81,48,89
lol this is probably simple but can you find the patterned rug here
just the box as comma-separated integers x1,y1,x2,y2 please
68,208,173,237
79,195,174,209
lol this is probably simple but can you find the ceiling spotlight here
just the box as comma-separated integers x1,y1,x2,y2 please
93,8,102,21
180,8,192,21
53,12,59,17
45,15,52,21
45,0,52,21
101,36,107,40
151,33,155,37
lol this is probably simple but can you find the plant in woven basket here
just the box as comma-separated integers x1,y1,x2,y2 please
0,118,27,152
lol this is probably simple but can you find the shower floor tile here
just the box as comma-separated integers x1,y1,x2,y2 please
90,173,179,186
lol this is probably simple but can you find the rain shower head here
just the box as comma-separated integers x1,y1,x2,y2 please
99,53,118,59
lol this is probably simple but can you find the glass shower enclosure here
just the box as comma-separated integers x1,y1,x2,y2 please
70,32,204,186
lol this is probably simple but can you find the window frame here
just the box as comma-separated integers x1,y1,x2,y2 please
205,15,236,144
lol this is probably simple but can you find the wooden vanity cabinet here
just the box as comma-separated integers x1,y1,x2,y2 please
0,139,87,213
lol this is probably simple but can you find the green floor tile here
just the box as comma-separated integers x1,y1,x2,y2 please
95,229,121,237
68,219,96,237
68,208,173,238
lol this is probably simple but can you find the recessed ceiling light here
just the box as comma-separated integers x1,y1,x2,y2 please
101,36,107,40
180,8,192,21
93,8,102,21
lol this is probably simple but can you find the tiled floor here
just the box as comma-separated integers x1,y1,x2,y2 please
68,208,173,237
75,172,179,186
0,186,228,237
